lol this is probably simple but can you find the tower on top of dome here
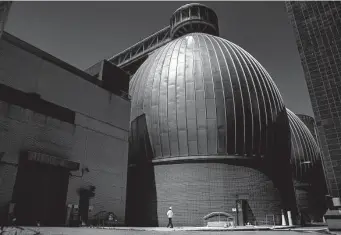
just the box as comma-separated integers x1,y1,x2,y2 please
170,3,219,39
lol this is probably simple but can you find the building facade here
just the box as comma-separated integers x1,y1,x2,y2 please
0,1,11,39
286,1,341,198
0,32,130,226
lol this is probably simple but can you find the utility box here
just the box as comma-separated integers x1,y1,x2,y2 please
324,209,341,231
324,197,341,231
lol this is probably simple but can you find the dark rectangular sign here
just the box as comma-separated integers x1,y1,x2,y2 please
27,151,79,171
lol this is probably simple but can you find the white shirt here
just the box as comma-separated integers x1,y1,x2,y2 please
167,210,173,218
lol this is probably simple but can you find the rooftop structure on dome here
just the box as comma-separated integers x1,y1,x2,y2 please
85,4,219,76
170,3,219,39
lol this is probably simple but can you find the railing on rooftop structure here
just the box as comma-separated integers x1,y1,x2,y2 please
108,26,171,67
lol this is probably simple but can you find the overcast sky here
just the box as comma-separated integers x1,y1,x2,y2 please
5,1,314,116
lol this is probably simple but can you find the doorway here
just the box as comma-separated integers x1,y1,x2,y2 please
12,156,70,226
236,199,255,225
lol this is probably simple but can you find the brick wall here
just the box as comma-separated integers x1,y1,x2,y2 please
152,163,282,226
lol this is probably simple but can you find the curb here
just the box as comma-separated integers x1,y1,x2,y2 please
98,226,278,232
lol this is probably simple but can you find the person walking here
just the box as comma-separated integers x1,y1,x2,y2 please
166,207,174,228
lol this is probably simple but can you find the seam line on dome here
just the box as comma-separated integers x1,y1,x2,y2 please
236,46,270,156
249,57,278,121
191,34,201,156
288,109,308,177
261,67,282,114
144,48,164,157
177,36,189,156
288,110,304,179
160,36,178,158
292,110,319,166
243,48,274,134
130,60,145,118
187,34,199,156
132,52,152,122
195,34,208,155
221,40,246,155
174,37,186,157
300,117,320,162
183,35,191,157
229,42,256,156
205,35,227,154
291,110,310,171
157,39,175,158
202,34,218,156
235,44,263,157
212,38,237,154
171,38,183,157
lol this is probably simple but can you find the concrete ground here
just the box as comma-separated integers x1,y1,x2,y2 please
0,226,336,235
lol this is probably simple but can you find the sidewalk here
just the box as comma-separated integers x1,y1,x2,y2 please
101,225,274,231
97,225,325,232
0,225,335,235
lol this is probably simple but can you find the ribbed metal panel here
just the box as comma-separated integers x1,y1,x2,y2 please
287,109,320,180
129,33,286,160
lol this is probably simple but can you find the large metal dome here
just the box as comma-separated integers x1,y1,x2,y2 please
129,33,288,160
287,109,320,180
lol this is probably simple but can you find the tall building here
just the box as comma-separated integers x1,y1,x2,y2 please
286,2,341,199
0,1,11,39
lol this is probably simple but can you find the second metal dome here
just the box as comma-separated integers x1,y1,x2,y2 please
287,109,321,180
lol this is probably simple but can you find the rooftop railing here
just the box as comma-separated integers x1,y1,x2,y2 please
108,26,171,67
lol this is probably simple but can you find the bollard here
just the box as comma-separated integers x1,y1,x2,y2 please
287,211,293,226
281,210,287,226
332,197,341,207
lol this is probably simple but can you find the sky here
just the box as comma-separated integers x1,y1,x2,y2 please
5,1,314,116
